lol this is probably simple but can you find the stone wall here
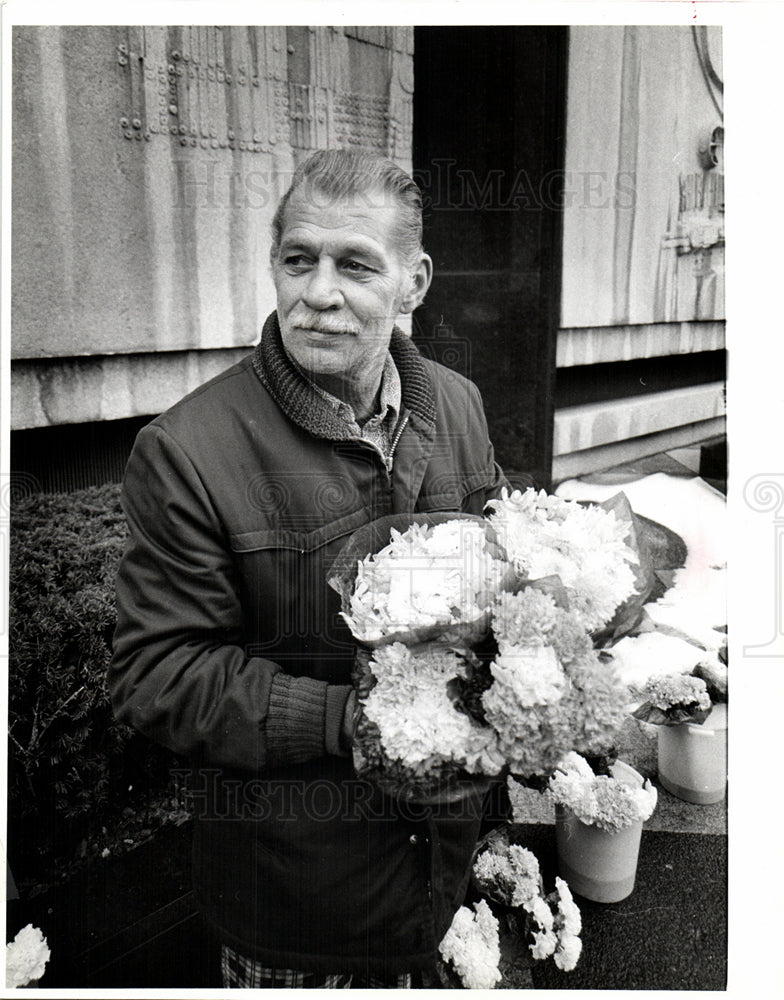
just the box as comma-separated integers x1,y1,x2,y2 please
12,25,414,429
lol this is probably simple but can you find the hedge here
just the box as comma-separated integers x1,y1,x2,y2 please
9,483,182,874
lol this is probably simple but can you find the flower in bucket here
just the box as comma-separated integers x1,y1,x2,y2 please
632,658,727,728
6,924,50,988
438,899,502,989
547,751,658,834
632,672,712,726
485,488,639,633
471,826,583,972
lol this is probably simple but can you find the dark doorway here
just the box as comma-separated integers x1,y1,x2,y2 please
413,26,567,488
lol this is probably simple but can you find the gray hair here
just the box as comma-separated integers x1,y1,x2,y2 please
270,149,424,267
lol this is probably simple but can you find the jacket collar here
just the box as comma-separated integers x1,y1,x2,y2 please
251,311,436,441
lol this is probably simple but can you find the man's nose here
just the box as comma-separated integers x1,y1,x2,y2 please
302,261,343,310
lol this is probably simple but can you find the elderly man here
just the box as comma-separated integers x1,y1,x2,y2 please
110,149,508,988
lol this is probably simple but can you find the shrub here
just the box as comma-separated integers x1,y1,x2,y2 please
9,483,180,871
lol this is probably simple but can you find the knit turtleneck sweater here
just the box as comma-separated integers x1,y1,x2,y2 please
250,311,436,440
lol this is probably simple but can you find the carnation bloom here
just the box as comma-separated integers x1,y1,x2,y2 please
491,588,559,646
488,642,567,708
644,672,711,712
485,488,638,632
555,877,582,936
5,924,50,988
548,752,658,833
438,899,502,990
481,597,628,778
473,837,543,908
343,520,508,643
554,932,583,971
542,878,583,970
362,643,502,775
530,895,555,932
531,927,558,960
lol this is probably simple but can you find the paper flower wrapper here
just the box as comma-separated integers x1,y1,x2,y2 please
588,495,661,645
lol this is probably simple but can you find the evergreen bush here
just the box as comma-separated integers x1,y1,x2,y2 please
9,483,181,875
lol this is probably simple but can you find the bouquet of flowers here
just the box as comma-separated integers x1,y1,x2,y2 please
485,488,643,635
331,513,512,647
330,513,512,796
329,490,650,796
546,751,658,834
351,641,505,793
632,658,727,727
471,826,583,972
479,586,628,779
438,899,503,990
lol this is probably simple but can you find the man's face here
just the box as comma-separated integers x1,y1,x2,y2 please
271,185,428,390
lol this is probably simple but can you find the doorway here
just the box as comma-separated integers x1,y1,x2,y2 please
413,26,567,487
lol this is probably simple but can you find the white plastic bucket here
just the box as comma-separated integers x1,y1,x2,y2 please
657,702,727,805
554,760,645,903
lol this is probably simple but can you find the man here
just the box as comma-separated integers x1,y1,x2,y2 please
110,149,508,988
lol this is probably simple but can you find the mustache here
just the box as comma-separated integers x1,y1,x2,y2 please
291,314,361,336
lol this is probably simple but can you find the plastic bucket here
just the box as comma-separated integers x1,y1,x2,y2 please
555,807,643,903
554,760,644,903
657,702,727,804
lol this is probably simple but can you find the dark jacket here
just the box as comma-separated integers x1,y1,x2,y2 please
110,311,508,975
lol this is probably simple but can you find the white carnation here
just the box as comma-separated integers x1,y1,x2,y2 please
485,488,638,632
555,877,582,935
488,642,567,708
530,927,558,960
363,643,501,773
439,900,502,990
528,895,555,932
554,932,582,971
344,520,508,642
6,924,50,988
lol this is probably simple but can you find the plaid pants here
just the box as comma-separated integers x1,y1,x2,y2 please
221,944,423,989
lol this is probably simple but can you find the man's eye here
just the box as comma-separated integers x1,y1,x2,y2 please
343,260,372,274
284,254,311,268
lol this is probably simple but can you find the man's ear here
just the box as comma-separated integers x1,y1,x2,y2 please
398,254,433,314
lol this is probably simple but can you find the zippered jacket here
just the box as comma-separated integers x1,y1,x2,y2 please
110,310,508,975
